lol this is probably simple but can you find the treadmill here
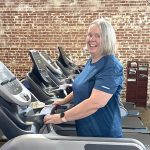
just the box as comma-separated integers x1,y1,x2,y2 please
0,61,52,139
0,133,146,150
39,51,67,78
25,50,68,103
39,51,74,84
0,104,148,150
56,46,82,75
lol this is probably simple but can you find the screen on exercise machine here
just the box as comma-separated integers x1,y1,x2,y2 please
0,62,15,85
0,61,31,106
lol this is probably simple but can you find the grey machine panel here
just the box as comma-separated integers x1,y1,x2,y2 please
0,133,146,150
0,61,31,106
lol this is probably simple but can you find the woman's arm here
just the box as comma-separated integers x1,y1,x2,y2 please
44,89,112,124
64,89,112,121
63,91,74,104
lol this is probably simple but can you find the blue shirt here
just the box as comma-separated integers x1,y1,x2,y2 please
72,55,123,138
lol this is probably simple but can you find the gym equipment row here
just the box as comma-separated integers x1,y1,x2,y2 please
0,47,149,150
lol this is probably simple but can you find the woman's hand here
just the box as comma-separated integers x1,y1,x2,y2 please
43,114,62,124
52,98,66,106
52,92,73,106
43,98,69,125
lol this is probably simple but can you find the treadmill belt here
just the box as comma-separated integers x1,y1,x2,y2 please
123,132,150,148
122,116,145,129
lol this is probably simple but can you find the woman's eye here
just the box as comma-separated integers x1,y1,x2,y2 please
95,34,100,38
87,33,100,39
87,33,92,37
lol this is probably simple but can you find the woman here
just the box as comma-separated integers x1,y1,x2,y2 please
44,18,124,138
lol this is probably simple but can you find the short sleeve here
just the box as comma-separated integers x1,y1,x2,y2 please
94,64,123,94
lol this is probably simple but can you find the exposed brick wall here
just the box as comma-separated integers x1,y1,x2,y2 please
0,0,150,102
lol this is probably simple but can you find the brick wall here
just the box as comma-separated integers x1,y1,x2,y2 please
0,0,150,102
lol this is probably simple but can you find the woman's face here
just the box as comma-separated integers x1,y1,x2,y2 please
86,24,102,56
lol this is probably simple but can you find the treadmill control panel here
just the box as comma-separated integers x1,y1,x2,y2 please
40,51,63,76
0,61,31,106
2,79,22,95
30,50,52,84
29,50,58,88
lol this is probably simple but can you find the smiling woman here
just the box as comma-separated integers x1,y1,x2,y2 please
86,18,116,60
44,18,124,138
86,23,102,61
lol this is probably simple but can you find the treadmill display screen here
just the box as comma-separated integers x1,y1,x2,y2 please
0,62,15,84
0,72,8,83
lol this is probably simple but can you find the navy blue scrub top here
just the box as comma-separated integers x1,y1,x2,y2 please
72,55,124,138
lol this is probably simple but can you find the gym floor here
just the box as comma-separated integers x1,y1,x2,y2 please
138,106,150,130
0,106,150,148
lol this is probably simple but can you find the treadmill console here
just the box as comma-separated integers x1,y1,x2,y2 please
57,46,75,68
40,51,63,76
57,47,81,74
29,50,57,87
0,61,31,106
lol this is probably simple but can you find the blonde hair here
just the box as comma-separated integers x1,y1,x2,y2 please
89,18,116,55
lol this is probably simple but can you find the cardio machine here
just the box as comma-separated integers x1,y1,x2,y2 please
39,51,69,79
24,50,69,104
56,46,83,75
0,101,147,150
0,61,52,139
39,51,74,84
